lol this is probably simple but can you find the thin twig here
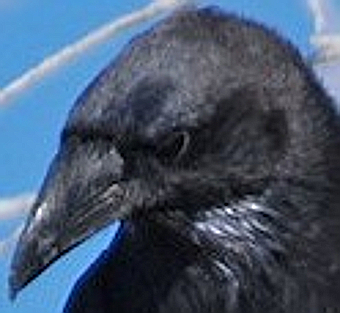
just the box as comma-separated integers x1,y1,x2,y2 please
0,193,35,220
308,0,340,65
0,0,192,105
0,224,24,257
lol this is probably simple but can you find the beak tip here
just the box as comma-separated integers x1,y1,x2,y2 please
9,271,21,301
9,255,42,301
8,235,42,301
9,288,18,302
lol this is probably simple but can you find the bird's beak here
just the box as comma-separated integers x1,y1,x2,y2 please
9,143,135,299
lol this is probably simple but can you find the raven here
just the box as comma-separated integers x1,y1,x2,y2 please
10,7,340,313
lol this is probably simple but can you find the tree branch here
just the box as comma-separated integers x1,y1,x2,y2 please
0,0,193,105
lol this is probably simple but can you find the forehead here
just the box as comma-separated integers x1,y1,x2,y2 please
63,8,292,141
65,37,227,140
65,65,218,143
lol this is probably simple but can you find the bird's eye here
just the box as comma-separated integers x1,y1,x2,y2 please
155,131,190,165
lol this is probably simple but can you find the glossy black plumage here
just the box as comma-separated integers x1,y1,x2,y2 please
10,7,340,312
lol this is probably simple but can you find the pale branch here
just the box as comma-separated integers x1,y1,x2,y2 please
0,193,35,220
0,224,23,257
0,0,193,106
308,0,340,65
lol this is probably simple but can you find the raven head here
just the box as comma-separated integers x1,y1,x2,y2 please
10,7,340,303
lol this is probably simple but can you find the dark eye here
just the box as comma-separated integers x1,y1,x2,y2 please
155,131,190,165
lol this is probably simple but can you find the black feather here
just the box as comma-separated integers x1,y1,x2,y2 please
10,6,340,313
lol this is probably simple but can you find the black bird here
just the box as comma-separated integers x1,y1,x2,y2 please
10,7,340,313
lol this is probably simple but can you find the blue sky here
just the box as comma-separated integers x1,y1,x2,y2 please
0,0,336,312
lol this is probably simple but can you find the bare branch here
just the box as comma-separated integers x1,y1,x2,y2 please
0,193,35,220
0,0,193,106
308,0,328,33
308,0,340,65
311,33,340,65
0,224,23,257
